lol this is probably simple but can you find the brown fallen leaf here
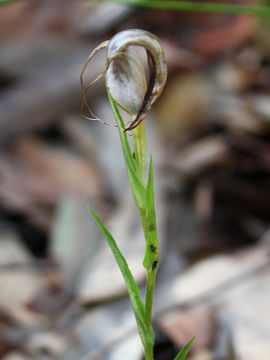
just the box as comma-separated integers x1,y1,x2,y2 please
158,305,215,351
0,232,46,327
0,0,33,40
132,1,255,58
194,16,255,57
162,244,270,360
0,0,80,41
0,137,100,227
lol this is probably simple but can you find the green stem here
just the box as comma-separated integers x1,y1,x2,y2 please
133,120,158,357
145,344,154,360
143,204,159,333
0,0,20,5
133,120,147,185
145,269,156,330
89,0,270,17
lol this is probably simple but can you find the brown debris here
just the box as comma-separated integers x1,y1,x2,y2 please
0,137,100,226
158,306,215,351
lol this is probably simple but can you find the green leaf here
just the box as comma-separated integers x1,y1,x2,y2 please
173,337,195,360
88,206,153,350
108,92,146,209
90,0,270,17
108,92,135,170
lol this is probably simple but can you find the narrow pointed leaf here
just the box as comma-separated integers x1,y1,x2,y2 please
88,207,153,349
173,337,195,360
108,92,135,170
108,93,146,209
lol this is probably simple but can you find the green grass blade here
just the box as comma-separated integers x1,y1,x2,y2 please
0,0,19,5
173,337,195,360
90,0,270,16
88,206,153,349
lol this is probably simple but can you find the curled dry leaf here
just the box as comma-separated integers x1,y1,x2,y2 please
80,29,167,131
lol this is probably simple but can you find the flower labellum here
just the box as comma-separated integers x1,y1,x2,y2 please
80,29,167,131
106,46,147,117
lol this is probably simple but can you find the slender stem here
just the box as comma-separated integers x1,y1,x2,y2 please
0,0,20,5
133,120,159,358
145,269,156,330
90,0,270,17
133,121,155,328
133,120,147,185
145,343,154,360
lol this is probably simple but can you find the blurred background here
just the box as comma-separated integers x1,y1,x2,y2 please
0,0,270,359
